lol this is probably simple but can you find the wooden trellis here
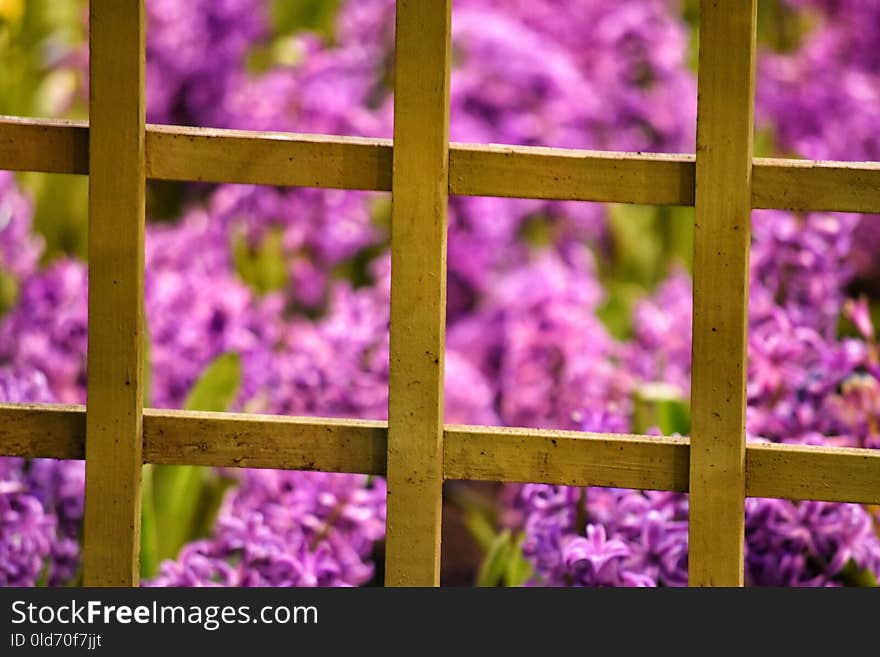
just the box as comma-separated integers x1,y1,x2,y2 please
1,0,879,586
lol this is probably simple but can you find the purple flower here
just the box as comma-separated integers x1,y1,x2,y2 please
0,366,83,586
149,471,386,588
0,172,43,281
0,260,87,404
563,525,634,587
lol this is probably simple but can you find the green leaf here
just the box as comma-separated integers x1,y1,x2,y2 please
503,533,534,587
597,203,694,340
152,353,242,563
632,383,691,436
231,228,288,296
463,507,499,553
139,464,159,579
838,558,879,587
182,352,242,413
271,0,341,39
0,269,18,316
476,530,513,587
657,397,691,436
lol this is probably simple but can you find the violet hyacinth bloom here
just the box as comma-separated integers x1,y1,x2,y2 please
0,172,43,281
149,471,386,587
0,260,88,404
0,366,83,586
0,480,55,587
626,266,693,394
5,0,880,589
145,214,284,408
514,233,880,586
745,497,880,587
758,1,880,281
448,246,632,431
335,0,696,317
563,525,638,587
145,0,269,126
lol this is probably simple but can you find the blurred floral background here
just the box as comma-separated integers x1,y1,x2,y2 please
1,0,880,587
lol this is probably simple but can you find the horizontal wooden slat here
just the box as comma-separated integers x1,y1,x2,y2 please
753,157,880,213
746,441,880,505
0,404,386,473
0,117,393,190
0,117,89,174
449,143,696,205
0,403,86,459
143,408,387,473
146,125,393,190
443,425,691,491
4,117,880,214
1,405,879,503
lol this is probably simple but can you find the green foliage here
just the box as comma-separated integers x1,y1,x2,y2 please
0,269,17,316
597,203,693,339
182,352,242,413
272,0,341,40
142,353,241,577
475,530,533,587
632,382,691,436
1,0,89,261
838,558,879,587
232,228,290,295
461,493,533,587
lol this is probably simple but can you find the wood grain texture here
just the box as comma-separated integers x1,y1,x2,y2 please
146,124,393,190
688,0,757,587
746,442,880,504
753,157,880,212
0,404,86,459
0,405,386,472
0,116,89,174
443,425,690,491
2,405,879,504
143,409,386,473
450,144,695,205
82,0,146,587
384,0,452,587
7,117,880,215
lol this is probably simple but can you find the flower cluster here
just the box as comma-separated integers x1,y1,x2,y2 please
2,0,880,588
0,172,42,281
148,471,386,587
759,0,880,282
0,366,83,586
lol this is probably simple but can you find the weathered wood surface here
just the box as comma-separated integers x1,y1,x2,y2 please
82,0,147,587
688,0,758,587
383,0,453,587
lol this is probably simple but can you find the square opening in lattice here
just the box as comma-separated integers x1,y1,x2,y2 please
445,196,694,438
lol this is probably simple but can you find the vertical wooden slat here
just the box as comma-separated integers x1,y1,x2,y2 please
688,1,757,586
82,0,146,586
384,0,452,586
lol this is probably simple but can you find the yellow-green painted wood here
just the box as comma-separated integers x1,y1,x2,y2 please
0,116,89,174
7,117,880,214
143,409,387,473
82,0,147,587
443,425,690,491
745,442,880,504
384,0,453,587
450,144,696,205
0,404,87,459
3,405,880,504
688,0,758,587
752,157,880,213
146,124,393,190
